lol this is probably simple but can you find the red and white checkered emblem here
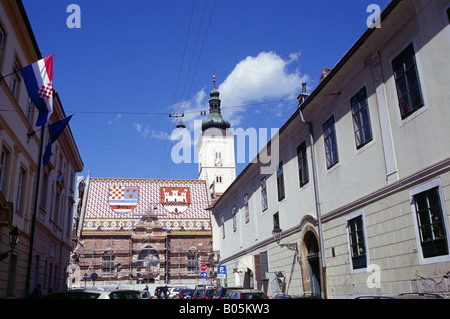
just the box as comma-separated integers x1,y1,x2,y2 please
38,82,53,99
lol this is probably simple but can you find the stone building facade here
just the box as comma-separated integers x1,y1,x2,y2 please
210,0,450,298
72,176,215,287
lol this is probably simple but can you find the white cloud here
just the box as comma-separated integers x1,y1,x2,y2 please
108,113,123,125
141,51,309,140
217,51,308,125
134,122,169,140
179,51,308,127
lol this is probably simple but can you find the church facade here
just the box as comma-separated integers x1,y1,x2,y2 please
71,79,235,288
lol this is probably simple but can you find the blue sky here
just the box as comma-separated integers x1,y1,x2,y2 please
22,0,391,180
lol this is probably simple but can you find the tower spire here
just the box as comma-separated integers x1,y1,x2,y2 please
201,75,230,132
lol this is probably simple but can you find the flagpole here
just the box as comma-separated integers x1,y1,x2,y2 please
24,126,45,298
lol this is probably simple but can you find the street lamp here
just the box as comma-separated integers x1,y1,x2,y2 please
0,226,19,262
272,226,298,253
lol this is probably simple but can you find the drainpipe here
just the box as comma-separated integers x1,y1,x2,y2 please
298,85,327,299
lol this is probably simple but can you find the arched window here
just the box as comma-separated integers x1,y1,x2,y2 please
101,250,115,276
186,249,198,274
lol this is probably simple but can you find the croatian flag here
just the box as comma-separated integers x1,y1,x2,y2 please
21,54,55,126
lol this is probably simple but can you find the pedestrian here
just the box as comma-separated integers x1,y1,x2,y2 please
144,285,150,299
29,284,43,299
162,285,169,299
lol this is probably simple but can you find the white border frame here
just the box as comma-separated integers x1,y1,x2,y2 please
345,209,370,274
409,178,450,265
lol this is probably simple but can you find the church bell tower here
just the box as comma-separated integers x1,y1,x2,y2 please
198,76,235,201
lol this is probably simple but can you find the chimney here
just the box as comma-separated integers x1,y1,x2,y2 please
297,83,308,107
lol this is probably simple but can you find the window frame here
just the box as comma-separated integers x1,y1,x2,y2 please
232,206,237,233
276,161,285,201
244,194,250,224
346,210,369,273
350,87,373,149
392,43,424,120
260,177,268,212
410,179,450,265
323,116,339,169
297,142,309,188
16,166,27,213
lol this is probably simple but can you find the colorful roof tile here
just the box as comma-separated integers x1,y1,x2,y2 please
82,178,211,232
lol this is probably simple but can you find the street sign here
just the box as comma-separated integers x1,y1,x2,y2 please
200,264,207,272
200,271,207,279
217,265,226,279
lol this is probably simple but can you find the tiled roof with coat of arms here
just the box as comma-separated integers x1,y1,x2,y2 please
82,177,211,232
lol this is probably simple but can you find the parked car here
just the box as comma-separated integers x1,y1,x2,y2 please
355,292,445,299
154,286,171,298
192,288,205,299
227,289,269,299
176,288,195,299
213,286,245,299
273,293,322,299
42,288,142,299
200,288,216,299
168,287,184,299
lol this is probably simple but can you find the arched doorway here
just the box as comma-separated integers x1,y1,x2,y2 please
304,232,321,296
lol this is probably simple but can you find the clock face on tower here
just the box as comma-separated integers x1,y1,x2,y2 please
214,158,223,167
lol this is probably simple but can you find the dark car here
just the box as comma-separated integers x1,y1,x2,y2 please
227,289,269,299
213,287,244,299
192,288,205,299
200,288,216,299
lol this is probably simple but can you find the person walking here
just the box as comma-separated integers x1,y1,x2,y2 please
162,285,169,299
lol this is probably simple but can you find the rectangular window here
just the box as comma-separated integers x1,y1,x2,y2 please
11,60,21,99
323,116,339,169
392,43,424,119
232,206,237,232
26,98,35,124
297,142,309,187
0,148,7,192
16,167,26,213
273,212,280,230
187,250,198,273
351,87,373,149
277,161,285,201
102,251,115,276
260,251,269,280
244,194,250,223
261,178,268,211
221,215,225,239
0,27,4,68
347,215,367,270
413,187,448,259
40,172,49,210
